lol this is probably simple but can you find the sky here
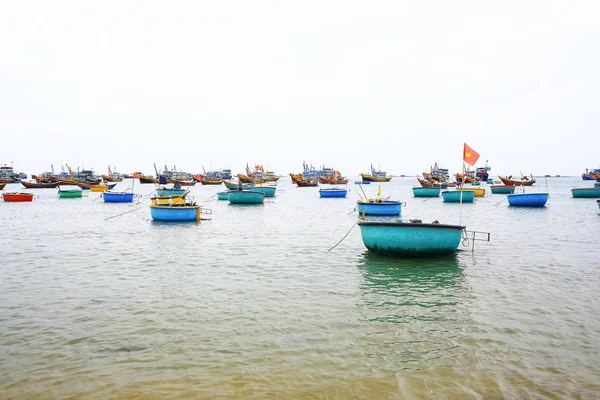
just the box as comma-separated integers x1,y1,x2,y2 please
1,0,599,178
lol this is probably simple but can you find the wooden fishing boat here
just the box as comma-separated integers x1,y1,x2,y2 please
417,177,447,189
175,180,196,186
491,185,515,194
200,177,223,185
507,193,548,206
251,185,277,197
290,173,301,184
358,220,465,256
237,173,266,184
442,190,475,203
498,175,536,186
101,166,123,182
19,179,60,188
2,192,34,202
412,187,441,197
361,164,392,182
319,188,347,198
571,188,600,198
456,187,485,197
58,187,83,198
228,190,265,204
0,183,6,190
296,177,319,187
138,174,158,184
581,168,600,181
223,180,254,190
150,196,201,222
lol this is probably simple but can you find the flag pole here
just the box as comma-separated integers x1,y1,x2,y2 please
459,161,465,227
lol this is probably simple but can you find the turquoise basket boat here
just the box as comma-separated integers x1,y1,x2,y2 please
358,221,465,256
228,190,265,204
157,188,186,196
252,186,277,197
507,193,548,207
412,187,440,197
442,190,475,203
571,188,600,198
491,185,515,194
102,191,134,203
319,188,348,198
357,200,401,215
217,191,229,200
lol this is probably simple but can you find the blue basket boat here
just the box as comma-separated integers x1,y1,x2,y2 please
319,188,348,198
412,187,441,197
357,200,401,215
150,196,201,222
102,191,135,203
251,185,277,197
571,188,600,198
507,193,548,207
228,190,265,204
442,190,475,203
358,220,465,256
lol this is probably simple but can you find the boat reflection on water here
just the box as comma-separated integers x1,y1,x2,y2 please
355,251,473,371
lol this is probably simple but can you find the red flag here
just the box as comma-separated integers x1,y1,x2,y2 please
463,143,480,166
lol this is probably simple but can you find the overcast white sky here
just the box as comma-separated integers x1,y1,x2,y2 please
1,1,598,177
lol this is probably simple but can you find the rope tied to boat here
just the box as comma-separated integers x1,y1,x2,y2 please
328,218,360,252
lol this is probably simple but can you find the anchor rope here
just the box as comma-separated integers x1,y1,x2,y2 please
328,219,360,252
104,206,146,220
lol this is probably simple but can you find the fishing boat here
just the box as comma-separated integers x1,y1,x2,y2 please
251,185,277,197
150,195,202,222
217,191,230,200
417,177,447,189
456,187,485,197
138,174,158,184
0,164,22,183
490,185,516,194
58,186,83,198
412,187,441,197
19,179,60,189
422,162,449,183
198,176,223,185
296,177,319,187
2,192,34,202
223,180,254,190
475,162,491,182
319,188,348,198
442,190,475,203
358,220,465,256
0,183,5,190
581,168,600,180
571,188,600,198
507,193,548,207
227,190,265,204
101,166,123,182
498,175,536,186
361,164,392,182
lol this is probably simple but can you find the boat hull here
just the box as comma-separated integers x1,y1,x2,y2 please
442,190,475,203
507,193,548,206
361,174,392,182
228,190,265,204
571,188,600,198
491,185,515,194
252,186,277,197
319,189,348,198
358,222,464,256
217,191,229,200
58,189,83,198
456,187,485,197
412,187,440,197
150,205,200,221
102,192,134,203
2,193,34,202
357,200,401,215
19,180,60,188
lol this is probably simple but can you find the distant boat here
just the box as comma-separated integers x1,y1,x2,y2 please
507,193,548,207
416,177,447,189
358,220,465,256
2,192,34,202
498,175,536,186
361,163,392,182
319,188,347,198
296,177,319,187
0,183,5,190
19,179,60,189
412,187,441,197
571,188,600,198
456,187,485,197
490,185,515,194
101,166,123,182
442,190,475,203
228,190,265,204
581,168,600,181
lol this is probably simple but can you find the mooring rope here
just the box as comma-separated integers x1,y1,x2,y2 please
328,219,360,252
105,206,146,220
493,197,506,206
